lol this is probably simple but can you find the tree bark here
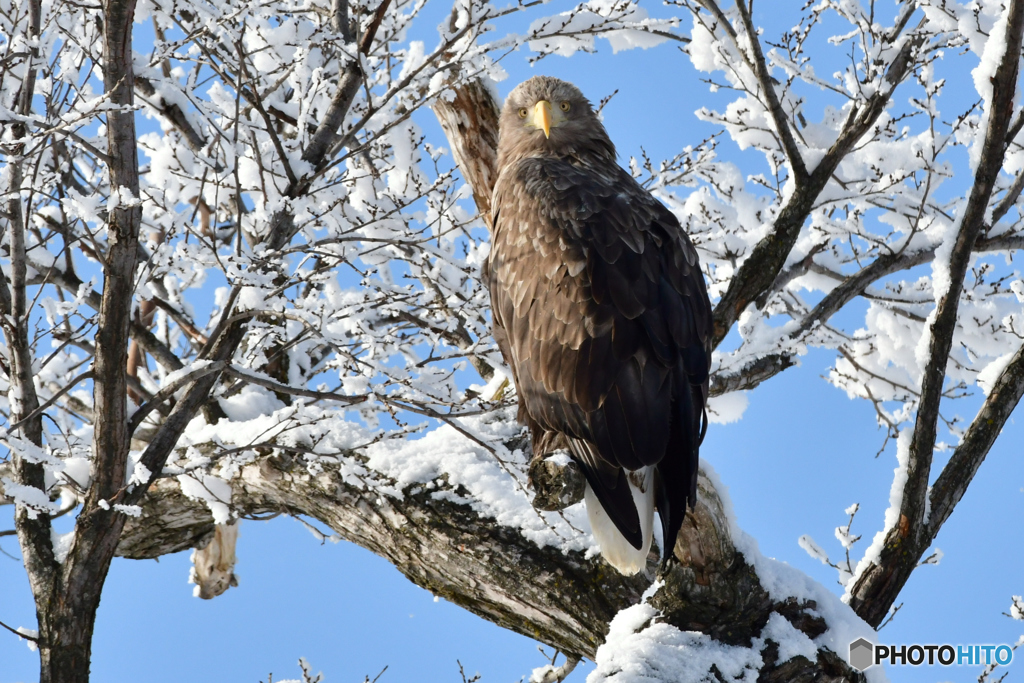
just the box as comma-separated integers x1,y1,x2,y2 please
28,0,145,680
432,79,502,227
846,0,1024,626
116,434,863,681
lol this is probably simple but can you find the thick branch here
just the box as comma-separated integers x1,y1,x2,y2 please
2,0,60,655
848,0,1024,626
116,444,861,681
25,0,148,679
926,341,1024,531
301,0,391,170
710,353,796,396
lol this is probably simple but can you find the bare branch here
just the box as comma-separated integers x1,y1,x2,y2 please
710,15,928,348
733,0,808,181
301,0,393,170
848,0,1024,626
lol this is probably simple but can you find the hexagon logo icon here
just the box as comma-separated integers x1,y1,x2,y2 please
849,638,875,671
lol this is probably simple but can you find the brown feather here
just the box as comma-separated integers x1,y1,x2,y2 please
488,76,713,565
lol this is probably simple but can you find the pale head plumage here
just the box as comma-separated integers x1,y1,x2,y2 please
496,76,615,169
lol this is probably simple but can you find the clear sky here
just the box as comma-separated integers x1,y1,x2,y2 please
2,2,1023,682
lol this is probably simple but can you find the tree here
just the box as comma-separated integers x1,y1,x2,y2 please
1,0,1023,681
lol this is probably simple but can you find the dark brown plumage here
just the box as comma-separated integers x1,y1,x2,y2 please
487,76,712,574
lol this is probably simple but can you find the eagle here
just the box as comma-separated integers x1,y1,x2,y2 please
487,76,713,575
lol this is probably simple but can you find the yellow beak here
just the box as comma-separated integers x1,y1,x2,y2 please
534,100,552,138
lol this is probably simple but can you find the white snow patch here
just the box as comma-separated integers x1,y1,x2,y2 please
544,450,572,467
51,529,74,564
978,351,1016,396
798,534,830,566
364,411,593,553
16,628,38,652
845,430,911,601
113,504,143,517
588,602,763,682
698,461,884,680
178,473,233,524
761,611,818,664
62,457,91,488
1,478,58,517
707,391,749,424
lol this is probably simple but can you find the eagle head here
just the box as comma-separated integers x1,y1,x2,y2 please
497,76,616,166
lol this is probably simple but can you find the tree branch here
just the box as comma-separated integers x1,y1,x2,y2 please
710,353,796,396
927,340,1024,534
115,436,862,682
1,0,59,651
30,259,185,373
709,15,927,348
300,0,392,170
847,0,1024,626
733,0,808,181
135,74,207,152
432,78,501,227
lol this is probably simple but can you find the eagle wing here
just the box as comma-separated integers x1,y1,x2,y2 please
488,157,712,552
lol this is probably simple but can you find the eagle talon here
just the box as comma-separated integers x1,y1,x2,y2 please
528,450,585,511
658,554,681,577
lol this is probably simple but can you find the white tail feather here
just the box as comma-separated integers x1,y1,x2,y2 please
585,467,655,575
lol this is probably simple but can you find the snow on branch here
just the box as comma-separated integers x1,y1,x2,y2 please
115,415,872,682
3,0,1024,675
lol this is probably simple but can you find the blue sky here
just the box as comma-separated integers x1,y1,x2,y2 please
3,2,1024,682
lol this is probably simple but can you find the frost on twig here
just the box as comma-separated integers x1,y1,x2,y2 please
798,503,862,588
4,0,1024,678
1005,596,1024,621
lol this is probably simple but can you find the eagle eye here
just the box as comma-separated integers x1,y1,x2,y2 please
518,108,528,119
559,101,571,112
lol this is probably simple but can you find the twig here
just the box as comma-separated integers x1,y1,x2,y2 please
0,618,38,642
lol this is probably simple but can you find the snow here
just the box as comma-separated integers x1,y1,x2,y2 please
798,534,830,566
178,473,234,524
543,450,572,467
16,628,38,652
707,391,749,424
524,1,677,58
129,461,153,487
5,0,1023,679
588,602,764,683
761,611,818,664
587,568,862,683
61,457,91,488
846,430,912,600
51,529,74,564
977,351,1016,396
695,462,884,681
364,410,593,553
0,478,58,518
